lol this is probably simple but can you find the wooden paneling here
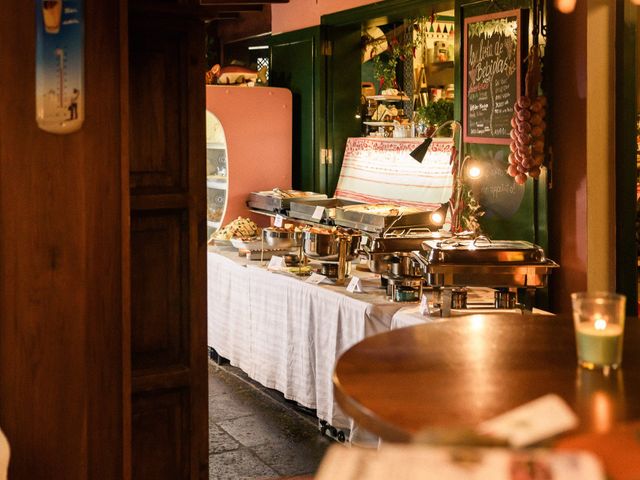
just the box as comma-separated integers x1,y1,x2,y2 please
132,389,190,480
131,211,188,371
130,29,188,193
129,11,208,480
0,0,127,479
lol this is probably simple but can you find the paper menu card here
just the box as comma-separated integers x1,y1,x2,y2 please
315,444,604,480
477,394,579,448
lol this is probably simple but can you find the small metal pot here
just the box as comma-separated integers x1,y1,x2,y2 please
302,231,361,261
262,228,303,250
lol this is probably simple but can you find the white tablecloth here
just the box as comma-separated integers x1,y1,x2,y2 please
207,247,405,429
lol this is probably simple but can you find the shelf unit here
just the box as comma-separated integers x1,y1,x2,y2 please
207,177,228,190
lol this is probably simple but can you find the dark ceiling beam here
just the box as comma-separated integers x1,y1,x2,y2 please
200,0,288,5
130,3,266,19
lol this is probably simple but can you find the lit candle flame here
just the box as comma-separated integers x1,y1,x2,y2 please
594,315,607,331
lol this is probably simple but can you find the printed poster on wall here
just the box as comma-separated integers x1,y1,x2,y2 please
36,0,84,134
463,9,524,144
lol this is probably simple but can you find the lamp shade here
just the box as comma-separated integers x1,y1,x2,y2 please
409,138,433,163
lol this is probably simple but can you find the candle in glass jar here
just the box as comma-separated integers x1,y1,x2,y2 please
575,314,624,368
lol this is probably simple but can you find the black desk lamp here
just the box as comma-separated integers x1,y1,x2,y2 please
409,120,460,163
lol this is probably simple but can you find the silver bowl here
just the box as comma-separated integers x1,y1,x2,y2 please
302,231,362,261
262,228,303,250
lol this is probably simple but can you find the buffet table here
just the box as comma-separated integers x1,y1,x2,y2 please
207,246,407,431
207,246,549,437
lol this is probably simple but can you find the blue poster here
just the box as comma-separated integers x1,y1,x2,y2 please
36,0,84,134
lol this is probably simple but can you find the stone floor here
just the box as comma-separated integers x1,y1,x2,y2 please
208,360,332,479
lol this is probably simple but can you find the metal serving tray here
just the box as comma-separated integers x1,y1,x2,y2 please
420,238,546,264
335,205,435,233
247,190,327,213
288,198,363,223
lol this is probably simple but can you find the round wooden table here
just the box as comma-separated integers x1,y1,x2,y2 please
334,313,640,442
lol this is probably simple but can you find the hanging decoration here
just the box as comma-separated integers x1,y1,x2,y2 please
506,0,547,184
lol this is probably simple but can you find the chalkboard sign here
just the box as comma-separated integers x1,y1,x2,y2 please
463,9,524,144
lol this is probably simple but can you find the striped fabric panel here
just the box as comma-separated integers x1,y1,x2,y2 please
336,137,454,209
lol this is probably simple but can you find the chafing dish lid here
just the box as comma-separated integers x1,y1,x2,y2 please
420,237,547,264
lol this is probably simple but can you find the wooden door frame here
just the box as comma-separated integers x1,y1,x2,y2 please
615,0,638,315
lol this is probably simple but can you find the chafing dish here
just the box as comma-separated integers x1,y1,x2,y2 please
364,229,451,275
420,237,546,264
247,189,327,213
412,237,557,289
335,203,445,233
262,228,303,250
411,236,559,314
288,198,363,223
302,231,362,261
371,252,423,278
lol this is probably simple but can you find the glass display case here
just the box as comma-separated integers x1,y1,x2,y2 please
206,110,228,236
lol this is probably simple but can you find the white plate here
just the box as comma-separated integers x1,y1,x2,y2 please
231,237,263,250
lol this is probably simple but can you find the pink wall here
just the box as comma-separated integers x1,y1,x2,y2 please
206,86,292,227
271,0,377,34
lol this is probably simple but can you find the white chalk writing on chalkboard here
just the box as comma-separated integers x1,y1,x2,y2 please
464,10,523,144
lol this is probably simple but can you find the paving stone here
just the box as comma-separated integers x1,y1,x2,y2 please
209,448,277,480
252,438,330,477
209,422,240,454
217,415,287,448
209,391,257,423
209,363,250,397
209,361,331,479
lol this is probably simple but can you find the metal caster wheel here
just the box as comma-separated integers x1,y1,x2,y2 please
319,420,329,435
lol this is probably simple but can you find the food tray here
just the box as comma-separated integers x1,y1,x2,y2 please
288,198,363,223
247,190,327,213
335,204,435,233
420,238,546,264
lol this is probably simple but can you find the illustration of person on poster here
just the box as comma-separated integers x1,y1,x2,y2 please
36,0,85,134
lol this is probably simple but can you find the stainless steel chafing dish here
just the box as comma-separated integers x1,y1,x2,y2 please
335,203,447,234
363,228,452,275
288,198,363,224
411,236,559,314
247,189,327,213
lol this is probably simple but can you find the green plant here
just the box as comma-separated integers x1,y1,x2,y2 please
416,99,454,126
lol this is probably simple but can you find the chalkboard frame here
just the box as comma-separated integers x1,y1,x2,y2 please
463,9,525,145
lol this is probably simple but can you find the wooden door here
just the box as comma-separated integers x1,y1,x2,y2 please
270,27,327,193
324,25,362,195
129,12,208,479
0,0,128,478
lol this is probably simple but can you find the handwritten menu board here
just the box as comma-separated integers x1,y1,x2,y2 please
463,10,523,144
